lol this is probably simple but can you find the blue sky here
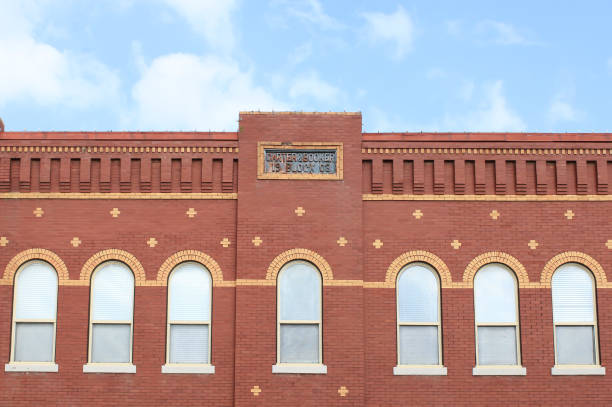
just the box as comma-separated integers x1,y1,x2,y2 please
1,0,611,132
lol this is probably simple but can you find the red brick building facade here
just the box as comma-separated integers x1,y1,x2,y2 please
1,112,612,405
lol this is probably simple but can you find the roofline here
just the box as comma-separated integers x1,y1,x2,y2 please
0,131,239,141
362,132,612,142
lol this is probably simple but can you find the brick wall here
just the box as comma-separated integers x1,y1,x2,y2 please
1,113,612,405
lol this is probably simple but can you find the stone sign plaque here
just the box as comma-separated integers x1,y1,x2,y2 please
257,142,343,180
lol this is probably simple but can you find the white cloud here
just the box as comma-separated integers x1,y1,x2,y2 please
476,20,539,45
0,1,120,108
362,6,414,59
129,53,287,130
162,0,238,50
285,0,344,30
289,71,340,104
443,81,526,131
548,100,578,123
288,42,312,66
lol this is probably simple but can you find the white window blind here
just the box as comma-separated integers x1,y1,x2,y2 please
89,261,134,364
92,262,134,321
12,261,58,363
474,264,517,324
474,264,520,366
278,261,322,365
552,263,598,366
15,261,58,320
167,262,212,364
397,264,439,323
552,263,595,323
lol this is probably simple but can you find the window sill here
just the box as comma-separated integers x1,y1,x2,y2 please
393,365,447,376
161,364,215,374
272,364,327,374
473,366,526,376
5,363,58,373
551,366,605,375
83,363,136,374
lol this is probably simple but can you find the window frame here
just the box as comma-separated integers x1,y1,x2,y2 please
9,260,59,367
275,260,324,371
473,263,522,369
552,263,600,368
87,261,135,368
165,261,213,369
395,262,443,368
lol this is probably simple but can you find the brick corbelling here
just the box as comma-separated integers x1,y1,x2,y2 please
462,251,531,288
265,248,333,281
156,250,227,287
540,251,607,288
383,250,452,288
1,248,69,284
79,249,146,284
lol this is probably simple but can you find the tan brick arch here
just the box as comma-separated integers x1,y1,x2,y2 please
463,252,530,288
2,248,70,284
80,249,146,285
384,250,452,288
266,248,333,281
156,250,224,286
540,251,607,288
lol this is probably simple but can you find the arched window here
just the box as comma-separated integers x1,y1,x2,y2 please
552,263,599,366
275,261,323,371
396,262,441,366
474,263,521,367
10,261,58,365
88,261,134,366
166,262,212,368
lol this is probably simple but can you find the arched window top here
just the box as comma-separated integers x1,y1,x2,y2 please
397,262,439,323
15,260,58,320
474,263,517,324
552,263,595,323
91,261,134,322
278,261,321,321
168,262,212,322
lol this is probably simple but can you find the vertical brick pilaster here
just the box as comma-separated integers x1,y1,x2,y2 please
160,156,171,192
79,157,91,192
18,156,31,191
495,159,506,195
454,159,465,194
576,159,588,194
39,157,51,192
556,159,567,195
515,159,527,194
202,156,213,192
120,157,131,192
59,157,71,192
474,159,485,194
596,159,608,194
536,160,547,195
140,157,151,192
181,157,192,192
371,158,383,194
392,158,403,194
100,157,111,192
222,157,234,193
413,158,424,194
433,159,444,194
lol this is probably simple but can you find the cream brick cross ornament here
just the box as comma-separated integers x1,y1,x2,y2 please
110,208,121,217
564,209,575,220
220,238,231,248
338,386,349,397
412,209,423,219
0,236,8,247
251,386,262,396
252,236,263,246
186,208,197,218
294,206,306,216
33,207,44,217
528,240,539,250
606,240,612,249
372,239,383,249
451,239,462,249
147,237,158,248
70,237,82,247
337,236,348,247
490,210,500,220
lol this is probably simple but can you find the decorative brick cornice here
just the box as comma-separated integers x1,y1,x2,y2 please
265,248,333,282
540,252,607,288
462,252,531,288
383,250,452,289
1,248,69,284
155,250,226,287
79,249,146,285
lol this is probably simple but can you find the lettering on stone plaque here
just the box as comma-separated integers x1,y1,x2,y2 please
264,149,337,175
